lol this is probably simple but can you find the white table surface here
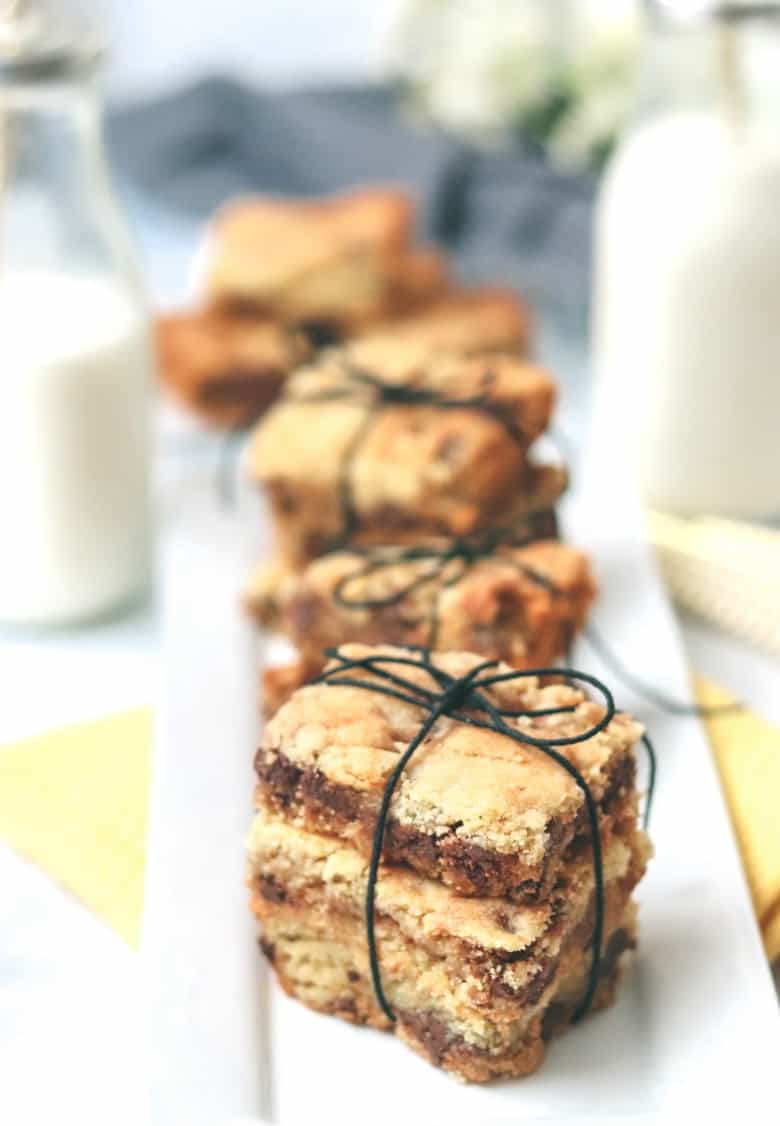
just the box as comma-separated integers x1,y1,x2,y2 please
2,214,778,1124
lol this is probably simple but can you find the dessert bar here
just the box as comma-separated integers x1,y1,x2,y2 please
350,286,532,372
246,538,596,670
248,645,652,1081
255,645,643,901
248,350,562,563
157,309,311,429
248,814,649,1081
205,189,446,328
255,899,634,1081
261,655,324,719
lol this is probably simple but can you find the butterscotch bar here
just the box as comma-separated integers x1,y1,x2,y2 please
248,813,649,1082
246,538,596,670
205,189,446,328
350,286,532,371
248,349,561,564
255,645,644,901
256,900,634,1081
157,309,311,429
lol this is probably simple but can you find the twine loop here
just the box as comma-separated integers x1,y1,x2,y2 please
313,646,655,1025
331,528,555,630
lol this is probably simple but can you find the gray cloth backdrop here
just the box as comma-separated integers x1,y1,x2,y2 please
108,78,595,328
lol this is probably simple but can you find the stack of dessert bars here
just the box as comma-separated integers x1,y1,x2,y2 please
237,206,652,1080
157,188,531,430
244,323,592,715
247,648,651,1081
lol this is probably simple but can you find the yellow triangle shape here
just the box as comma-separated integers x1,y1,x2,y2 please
696,677,780,961
1,683,777,963
0,707,153,949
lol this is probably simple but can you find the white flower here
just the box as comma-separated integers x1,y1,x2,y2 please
569,9,640,87
552,3,641,165
548,78,632,167
389,0,560,139
387,0,642,168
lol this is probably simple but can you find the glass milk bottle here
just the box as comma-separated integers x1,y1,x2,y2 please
593,2,780,518
0,0,153,625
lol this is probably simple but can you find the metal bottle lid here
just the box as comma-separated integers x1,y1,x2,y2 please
0,0,102,80
650,1,780,21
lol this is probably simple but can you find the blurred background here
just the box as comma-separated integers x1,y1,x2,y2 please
96,0,400,97
100,0,635,326
1,1,779,1122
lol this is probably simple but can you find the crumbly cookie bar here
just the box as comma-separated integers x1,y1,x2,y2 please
246,539,596,671
350,286,532,371
261,464,564,567
205,189,445,327
248,817,644,1083
254,897,636,1082
255,646,645,900
247,813,650,973
157,310,311,429
249,352,560,563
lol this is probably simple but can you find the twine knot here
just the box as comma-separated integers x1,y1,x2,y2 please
331,527,554,647
433,662,492,715
313,646,656,1026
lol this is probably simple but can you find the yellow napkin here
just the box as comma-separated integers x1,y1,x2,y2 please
0,708,153,949
0,695,778,961
696,679,780,962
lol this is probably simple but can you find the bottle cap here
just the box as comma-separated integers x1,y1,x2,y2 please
651,1,780,21
0,0,102,80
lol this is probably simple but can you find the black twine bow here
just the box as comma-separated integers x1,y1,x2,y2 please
313,646,656,1025
292,363,531,542
326,518,742,722
331,527,557,646
329,529,734,720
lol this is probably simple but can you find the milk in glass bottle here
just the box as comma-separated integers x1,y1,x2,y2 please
593,1,780,517
0,0,153,625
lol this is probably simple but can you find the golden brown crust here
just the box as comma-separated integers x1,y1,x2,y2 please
206,189,435,327
383,247,450,311
157,309,308,428
244,557,298,632
350,286,532,371
249,349,560,563
250,783,643,905
257,644,645,897
396,933,628,1082
247,539,596,672
251,803,641,1081
262,461,563,566
261,657,322,719
248,812,646,975
249,644,647,1082
254,749,641,901
255,891,634,1024
261,906,628,1082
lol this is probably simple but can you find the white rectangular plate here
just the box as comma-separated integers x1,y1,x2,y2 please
144,428,780,1125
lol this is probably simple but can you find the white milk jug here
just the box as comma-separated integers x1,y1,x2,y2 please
593,2,780,518
0,2,153,625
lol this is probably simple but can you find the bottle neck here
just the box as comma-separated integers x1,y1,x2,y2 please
2,72,105,193
632,5,780,134
0,71,140,286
